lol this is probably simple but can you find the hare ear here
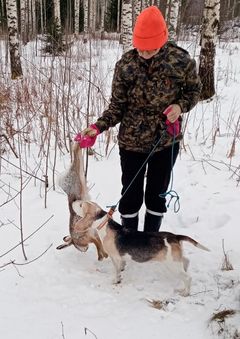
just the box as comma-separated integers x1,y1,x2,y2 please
72,200,84,216
56,243,71,250
56,236,72,250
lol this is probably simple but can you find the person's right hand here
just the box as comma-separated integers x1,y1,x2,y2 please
74,124,100,148
82,125,99,137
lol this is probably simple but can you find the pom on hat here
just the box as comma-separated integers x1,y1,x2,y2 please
133,6,168,50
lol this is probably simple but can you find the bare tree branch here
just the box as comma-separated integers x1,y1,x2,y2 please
0,215,54,258
84,327,98,339
0,156,46,184
0,134,18,158
0,244,53,269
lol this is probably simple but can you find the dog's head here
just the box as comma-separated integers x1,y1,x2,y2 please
72,200,107,219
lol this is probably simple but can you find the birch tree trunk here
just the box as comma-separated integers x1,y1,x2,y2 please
121,0,133,53
89,0,96,32
220,0,229,31
141,0,150,9
28,0,33,39
199,0,220,100
83,0,89,34
6,0,23,79
133,0,141,27
20,0,28,44
165,0,169,20
165,0,181,41
231,0,236,18
31,0,36,38
100,0,106,32
0,0,5,33
117,0,121,32
41,0,47,33
39,0,43,34
74,0,80,34
53,0,61,26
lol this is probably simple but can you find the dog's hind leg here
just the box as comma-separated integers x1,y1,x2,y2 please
183,256,190,272
173,262,192,297
166,242,191,296
164,256,191,297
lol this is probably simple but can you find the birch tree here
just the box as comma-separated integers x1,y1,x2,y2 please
39,0,46,34
53,0,61,27
20,0,28,44
100,0,106,32
121,0,133,53
53,0,62,52
27,0,37,40
133,0,141,26
43,0,65,54
117,0,121,32
28,0,33,38
89,0,97,32
154,0,161,7
141,0,150,9
142,0,160,8
165,0,181,41
74,0,80,34
199,0,220,100
6,0,23,79
31,0,36,39
83,0,89,34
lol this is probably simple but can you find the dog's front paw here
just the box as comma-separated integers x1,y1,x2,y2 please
98,251,108,261
103,251,108,258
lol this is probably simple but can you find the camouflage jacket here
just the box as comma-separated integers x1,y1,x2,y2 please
95,42,202,153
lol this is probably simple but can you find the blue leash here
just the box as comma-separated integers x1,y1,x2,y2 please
107,126,180,213
159,125,180,213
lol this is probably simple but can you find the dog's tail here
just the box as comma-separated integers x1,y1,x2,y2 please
177,235,210,252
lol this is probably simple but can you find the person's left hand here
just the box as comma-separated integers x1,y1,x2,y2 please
163,104,182,123
163,104,182,136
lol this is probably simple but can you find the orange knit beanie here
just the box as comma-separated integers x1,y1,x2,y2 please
133,6,168,50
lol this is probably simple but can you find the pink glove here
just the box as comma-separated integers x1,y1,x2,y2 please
163,106,180,136
74,124,100,148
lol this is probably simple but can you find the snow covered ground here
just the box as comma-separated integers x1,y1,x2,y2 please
0,39,240,339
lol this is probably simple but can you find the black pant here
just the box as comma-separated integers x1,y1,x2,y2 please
118,143,179,215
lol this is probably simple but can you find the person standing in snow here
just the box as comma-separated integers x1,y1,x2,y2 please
75,6,202,232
